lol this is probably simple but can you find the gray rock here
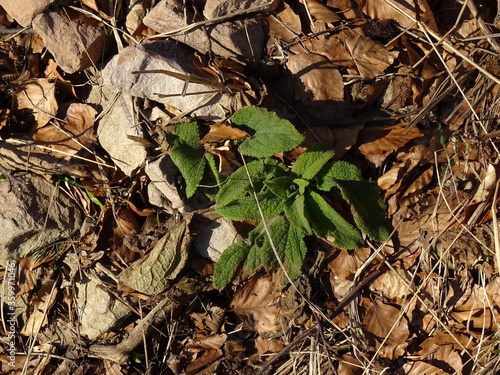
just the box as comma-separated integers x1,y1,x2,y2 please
146,155,190,214
102,40,235,121
0,173,83,266
96,91,148,176
203,0,280,19
32,12,106,74
76,277,131,340
0,0,55,27
143,0,266,64
192,217,243,262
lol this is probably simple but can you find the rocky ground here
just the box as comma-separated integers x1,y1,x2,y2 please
0,0,500,374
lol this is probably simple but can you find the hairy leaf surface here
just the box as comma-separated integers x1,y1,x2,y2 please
215,191,284,221
214,243,249,289
169,121,205,198
292,143,335,180
232,106,304,157
304,191,364,249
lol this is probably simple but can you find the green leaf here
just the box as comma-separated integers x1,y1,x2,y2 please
205,152,222,186
216,159,288,207
304,191,364,249
214,243,249,289
332,179,389,242
316,161,389,242
232,106,304,157
283,194,312,235
169,121,205,198
215,191,284,221
292,143,334,180
244,216,307,280
265,175,296,199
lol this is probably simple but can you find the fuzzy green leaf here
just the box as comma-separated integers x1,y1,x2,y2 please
215,191,284,221
232,106,305,157
317,161,389,242
214,243,249,289
216,159,288,207
332,179,389,242
169,121,205,198
244,216,307,280
304,191,364,249
265,175,296,199
292,143,335,180
284,194,312,235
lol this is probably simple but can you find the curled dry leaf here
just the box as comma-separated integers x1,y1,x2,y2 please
358,123,423,167
463,163,500,225
301,0,340,31
286,53,344,104
345,35,399,79
20,282,58,336
200,123,250,144
267,1,302,41
14,78,58,128
354,0,438,32
32,103,97,156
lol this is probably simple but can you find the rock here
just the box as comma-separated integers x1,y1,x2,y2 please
76,276,131,340
203,0,280,19
0,173,83,266
102,40,235,121
192,217,243,262
96,91,148,176
145,155,190,214
143,0,266,65
32,11,106,74
0,0,55,27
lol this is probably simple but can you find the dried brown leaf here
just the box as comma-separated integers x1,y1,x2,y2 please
14,78,58,128
345,35,398,79
355,0,438,32
268,1,302,41
231,273,283,334
254,336,285,355
362,299,410,356
286,53,344,103
20,282,58,336
200,123,250,144
358,123,423,167
186,334,227,351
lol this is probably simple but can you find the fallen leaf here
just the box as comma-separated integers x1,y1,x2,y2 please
358,123,423,167
14,78,58,128
118,218,192,295
200,123,250,144
231,273,283,335
362,299,410,356
286,53,344,103
254,336,284,355
354,0,438,32
32,102,97,155
20,282,58,336
345,35,399,79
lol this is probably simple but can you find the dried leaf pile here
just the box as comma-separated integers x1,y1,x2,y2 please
1,0,500,374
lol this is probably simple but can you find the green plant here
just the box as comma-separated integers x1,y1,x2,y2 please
167,106,389,289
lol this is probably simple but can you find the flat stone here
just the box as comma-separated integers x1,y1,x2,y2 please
192,217,243,262
102,40,235,121
32,11,106,73
143,0,266,65
0,0,55,27
0,173,83,266
96,91,148,176
76,277,131,340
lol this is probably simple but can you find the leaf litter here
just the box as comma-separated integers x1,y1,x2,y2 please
0,0,499,374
